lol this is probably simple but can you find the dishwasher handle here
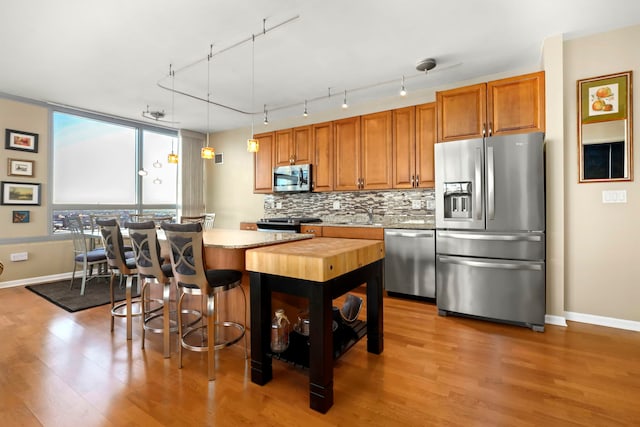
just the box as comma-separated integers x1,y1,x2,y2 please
438,255,543,271
385,230,434,238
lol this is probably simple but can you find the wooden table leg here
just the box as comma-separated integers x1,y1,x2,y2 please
250,272,272,385
308,282,334,413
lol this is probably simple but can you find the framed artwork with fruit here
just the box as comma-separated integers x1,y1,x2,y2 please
579,71,630,124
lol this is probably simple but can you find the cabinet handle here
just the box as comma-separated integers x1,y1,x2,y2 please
489,122,493,136
415,174,419,187
410,175,414,187
482,123,486,137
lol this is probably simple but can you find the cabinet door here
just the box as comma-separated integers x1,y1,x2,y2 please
334,116,361,191
274,129,293,166
392,106,416,189
253,132,274,193
415,102,436,188
300,224,322,236
361,110,393,190
292,125,313,165
312,121,333,192
437,83,487,142
488,71,545,136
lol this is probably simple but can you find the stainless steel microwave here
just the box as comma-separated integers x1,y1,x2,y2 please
273,164,311,193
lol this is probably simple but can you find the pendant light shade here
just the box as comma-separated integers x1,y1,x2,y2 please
168,151,179,164
247,138,259,153
201,145,215,159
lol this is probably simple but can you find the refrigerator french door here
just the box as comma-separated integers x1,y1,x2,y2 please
434,132,546,331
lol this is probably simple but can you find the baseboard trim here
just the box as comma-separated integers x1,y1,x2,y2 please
545,314,567,327
565,311,640,332
0,272,72,289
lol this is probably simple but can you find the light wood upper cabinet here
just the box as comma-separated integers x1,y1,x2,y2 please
415,103,436,188
393,104,435,189
253,131,274,194
437,71,545,142
274,126,313,166
487,71,545,136
312,121,333,192
437,83,487,142
334,116,361,191
360,110,393,190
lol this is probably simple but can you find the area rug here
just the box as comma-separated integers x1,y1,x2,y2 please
26,277,139,313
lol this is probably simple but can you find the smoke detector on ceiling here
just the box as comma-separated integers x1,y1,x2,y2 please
415,58,437,73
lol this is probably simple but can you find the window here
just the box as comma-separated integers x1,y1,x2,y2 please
51,111,178,232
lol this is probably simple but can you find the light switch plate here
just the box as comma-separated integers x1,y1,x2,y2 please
10,252,28,261
602,190,627,203
276,202,283,209
333,201,341,210
411,200,422,209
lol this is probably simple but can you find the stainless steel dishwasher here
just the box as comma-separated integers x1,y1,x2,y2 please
384,229,436,298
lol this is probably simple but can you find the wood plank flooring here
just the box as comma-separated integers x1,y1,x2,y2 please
0,285,638,426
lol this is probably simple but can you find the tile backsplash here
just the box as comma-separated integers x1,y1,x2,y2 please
263,188,435,224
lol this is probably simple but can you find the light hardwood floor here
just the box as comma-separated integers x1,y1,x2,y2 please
0,285,638,426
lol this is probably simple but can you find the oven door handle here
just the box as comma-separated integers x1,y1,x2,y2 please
438,255,543,271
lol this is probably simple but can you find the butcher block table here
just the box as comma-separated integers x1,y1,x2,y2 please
245,237,385,413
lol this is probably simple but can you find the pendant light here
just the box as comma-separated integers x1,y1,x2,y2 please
263,104,269,125
201,45,215,160
167,64,179,164
247,34,259,153
342,90,348,109
400,75,407,97
303,99,308,117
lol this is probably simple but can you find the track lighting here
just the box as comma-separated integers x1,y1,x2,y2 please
263,105,269,125
400,76,407,96
138,169,148,176
152,160,162,168
342,90,348,109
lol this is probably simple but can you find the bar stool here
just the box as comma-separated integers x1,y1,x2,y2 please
96,219,141,340
126,221,178,358
161,222,247,380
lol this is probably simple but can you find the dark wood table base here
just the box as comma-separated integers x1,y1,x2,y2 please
249,259,384,413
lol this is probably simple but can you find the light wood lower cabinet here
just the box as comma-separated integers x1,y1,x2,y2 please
239,222,257,231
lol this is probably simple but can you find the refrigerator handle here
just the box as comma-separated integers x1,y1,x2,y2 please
438,255,543,271
474,147,482,220
487,146,495,220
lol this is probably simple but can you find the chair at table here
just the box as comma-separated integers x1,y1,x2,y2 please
68,215,108,295
97,219,141,340
161,222,246,380
181,213,215,230
129,214,173,228
203,213,216,230
126,221,178,358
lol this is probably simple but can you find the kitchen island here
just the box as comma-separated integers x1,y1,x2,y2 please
245,237,385,413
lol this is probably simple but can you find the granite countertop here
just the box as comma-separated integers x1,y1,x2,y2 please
201,229,312,249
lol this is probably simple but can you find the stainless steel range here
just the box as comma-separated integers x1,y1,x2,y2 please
256,217,322,233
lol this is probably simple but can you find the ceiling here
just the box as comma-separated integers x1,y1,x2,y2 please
2,0,640,134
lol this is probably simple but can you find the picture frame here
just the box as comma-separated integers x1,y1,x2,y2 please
7,158,35,177
1,181,41,206
579,71,630,125
5,129,39,153
12,210,30,223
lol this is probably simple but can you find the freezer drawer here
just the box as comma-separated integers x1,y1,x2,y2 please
436,230,545,261
384,229,435,298
436,254,545,330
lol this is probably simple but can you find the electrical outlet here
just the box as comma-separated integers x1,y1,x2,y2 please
411,200,422,209
10,252,28,261
333,201,341,210
276,202,283,209
426,199,435,210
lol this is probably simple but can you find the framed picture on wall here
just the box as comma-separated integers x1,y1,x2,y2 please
579,71,630,124
7,158,35,177
1,181,41,205
12,210,30,223
5,129,39,153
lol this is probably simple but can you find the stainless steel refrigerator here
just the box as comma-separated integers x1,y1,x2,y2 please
435,132,545,331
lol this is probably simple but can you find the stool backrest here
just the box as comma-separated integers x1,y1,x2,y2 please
161,222,209,293
96,219,133,274
126,221,167,281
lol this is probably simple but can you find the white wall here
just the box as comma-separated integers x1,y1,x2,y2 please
563,24,640,322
